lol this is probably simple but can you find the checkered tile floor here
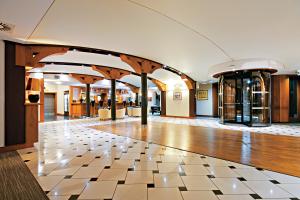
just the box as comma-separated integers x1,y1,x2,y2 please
19,118,300,200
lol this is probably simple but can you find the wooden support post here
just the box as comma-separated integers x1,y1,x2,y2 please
141,73,148,125
86,84,90,117
135,93,139,106
111,79,116,120
39,78,45,122
161,91,166,115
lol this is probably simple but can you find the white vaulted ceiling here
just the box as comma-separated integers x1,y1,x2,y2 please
1,0,300,82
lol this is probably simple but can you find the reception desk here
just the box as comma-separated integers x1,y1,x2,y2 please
71,103,86,118
70,102,99,118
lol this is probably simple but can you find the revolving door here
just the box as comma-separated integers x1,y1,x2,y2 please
218,70,271,127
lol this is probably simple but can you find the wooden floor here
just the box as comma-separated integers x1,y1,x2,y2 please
91,121,300,177
0,151,48,200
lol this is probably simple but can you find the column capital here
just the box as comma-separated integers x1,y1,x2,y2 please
92,65,130,80
120,54,162,74
70,74,104,84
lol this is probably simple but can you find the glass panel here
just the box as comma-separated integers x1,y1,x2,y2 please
235,78,242,122
243,78,251,124
218,70,271,127
218,76,224,123
251,71,271,126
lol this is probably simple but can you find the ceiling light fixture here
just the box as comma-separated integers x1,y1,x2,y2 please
0,22,11,32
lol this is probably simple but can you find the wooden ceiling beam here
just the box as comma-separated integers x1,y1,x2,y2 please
92,65,131,80
120,54,162,74
151,79,167,92
70,74,104,84
15,45,69,67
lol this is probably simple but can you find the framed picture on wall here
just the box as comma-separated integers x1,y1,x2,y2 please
197,90,208,100
173,91,182,100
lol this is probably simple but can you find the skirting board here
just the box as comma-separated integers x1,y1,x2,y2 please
160,115,196,119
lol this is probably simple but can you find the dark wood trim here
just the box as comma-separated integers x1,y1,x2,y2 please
5,42,26,146
141,73,148,124
111,79,116,120
86,84,91,117
212,82,219,117
161,91,166,116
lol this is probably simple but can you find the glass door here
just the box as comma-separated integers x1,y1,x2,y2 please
242,78,251,125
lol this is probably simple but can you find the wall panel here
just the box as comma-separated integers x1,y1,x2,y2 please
271,75,289,122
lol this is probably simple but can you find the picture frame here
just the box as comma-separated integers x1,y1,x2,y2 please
173,91,182,100
197,90,208,100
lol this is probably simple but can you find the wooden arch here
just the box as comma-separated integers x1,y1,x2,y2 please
92,65,131,80
16,45,69,68
120,54,162,74
70,74,104,84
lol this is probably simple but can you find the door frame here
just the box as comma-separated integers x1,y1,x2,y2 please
64,90,70,116
44,92,57,115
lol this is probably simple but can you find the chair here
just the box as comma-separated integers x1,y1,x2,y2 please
132,107,141,117
116,108,126,119
98,109,111,120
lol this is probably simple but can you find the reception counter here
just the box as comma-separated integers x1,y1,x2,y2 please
70,102,99,118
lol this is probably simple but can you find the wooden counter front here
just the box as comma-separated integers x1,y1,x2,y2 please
0,103,39,153
25,103,39,145
71,103,85,118
70,103,99,117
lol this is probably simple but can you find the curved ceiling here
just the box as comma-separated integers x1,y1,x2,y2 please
1,0,300,81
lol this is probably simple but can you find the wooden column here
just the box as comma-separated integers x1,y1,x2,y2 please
5,41,26,145
111,79,116,120
181,75,196,118
189,88,196,118
271,75,289,122
141,73,148,124
135,93,139,106
120,55,163,124
86,84,91,117
161,91,166,115
39,78,45,122
297,79,300,121
212,82,219,117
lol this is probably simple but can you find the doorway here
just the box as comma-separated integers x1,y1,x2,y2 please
44,93,57,121
64,91,69,116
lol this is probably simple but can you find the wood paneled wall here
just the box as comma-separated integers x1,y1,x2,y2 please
271,75,289,122
212,83,218,117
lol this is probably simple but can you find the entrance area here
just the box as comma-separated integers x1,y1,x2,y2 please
218,70,272,127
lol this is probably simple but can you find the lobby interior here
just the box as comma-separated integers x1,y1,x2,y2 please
1,1,300,200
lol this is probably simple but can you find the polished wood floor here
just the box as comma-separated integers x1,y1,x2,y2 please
91,121,300,177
